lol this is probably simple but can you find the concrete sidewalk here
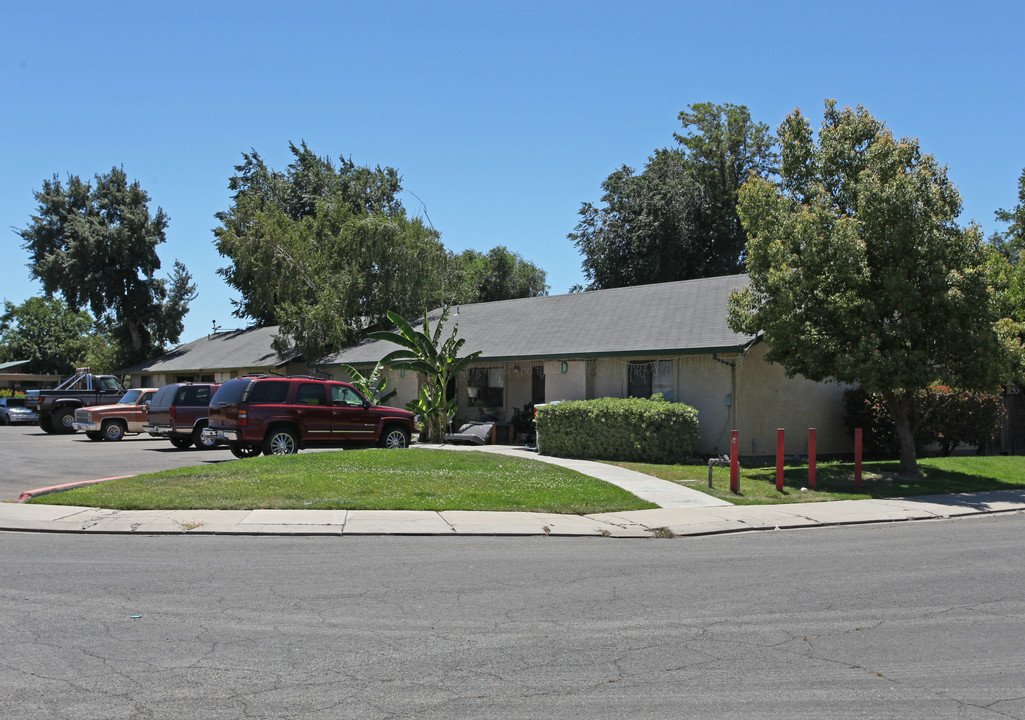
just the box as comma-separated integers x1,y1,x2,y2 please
3,445,1024,537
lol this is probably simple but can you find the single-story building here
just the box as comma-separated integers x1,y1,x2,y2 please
122,326,306,388
0,360,60,390
320,274,853,457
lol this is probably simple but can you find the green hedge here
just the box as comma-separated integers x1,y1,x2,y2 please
535,396,699,464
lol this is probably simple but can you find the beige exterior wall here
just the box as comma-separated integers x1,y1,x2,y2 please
322,346,853,457
735,342,852,457
543,360,589,402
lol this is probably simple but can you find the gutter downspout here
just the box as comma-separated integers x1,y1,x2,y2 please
713,338,759,454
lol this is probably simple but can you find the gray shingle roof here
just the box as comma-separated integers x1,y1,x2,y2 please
322,274,754,365
124,326,298,374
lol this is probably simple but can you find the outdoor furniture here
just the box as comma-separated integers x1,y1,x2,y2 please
444,421,495,445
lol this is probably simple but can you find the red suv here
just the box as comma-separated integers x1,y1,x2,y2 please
203,376,416,458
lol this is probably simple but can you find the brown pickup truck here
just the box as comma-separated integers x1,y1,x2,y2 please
72,388,159,441
143,382,221,450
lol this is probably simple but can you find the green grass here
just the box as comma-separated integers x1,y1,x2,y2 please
610,456,1025,505
29,449,658,514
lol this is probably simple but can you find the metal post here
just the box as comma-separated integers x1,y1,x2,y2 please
730,430,739,493
809,428,817,490
776,428,784,492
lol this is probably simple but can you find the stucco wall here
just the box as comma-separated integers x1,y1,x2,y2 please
736,342,852,456
543,360,589,401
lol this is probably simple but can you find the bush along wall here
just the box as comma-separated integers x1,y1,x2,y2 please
535,396,699,464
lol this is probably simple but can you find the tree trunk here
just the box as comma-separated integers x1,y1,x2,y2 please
885,392,921,478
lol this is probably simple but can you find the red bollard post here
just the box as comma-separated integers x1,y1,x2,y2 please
809,428,817,491
730,430,739,493
776,428,784,492
854,428,863,490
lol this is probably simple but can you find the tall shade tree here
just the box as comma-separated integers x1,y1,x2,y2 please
214,142,448,360
17,167,196,368
570,102,777,289
728,100,1006,477
0,297,93,376
445,246,548,304
989,167,1025,382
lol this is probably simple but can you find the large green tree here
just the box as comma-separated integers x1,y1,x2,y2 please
18,167,196,368
570,102,777,289
0,297,93,376
445,246,548,304
214,142,449,360
728,100,1006,477
989,167,1025,382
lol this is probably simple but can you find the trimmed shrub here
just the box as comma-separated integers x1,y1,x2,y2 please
535,396,699,464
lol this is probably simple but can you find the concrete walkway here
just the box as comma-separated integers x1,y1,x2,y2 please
3,445,1024,537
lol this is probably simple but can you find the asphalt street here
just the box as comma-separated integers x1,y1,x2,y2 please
3,515,1024,719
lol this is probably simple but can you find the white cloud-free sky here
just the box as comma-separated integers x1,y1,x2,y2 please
2,0,1023,343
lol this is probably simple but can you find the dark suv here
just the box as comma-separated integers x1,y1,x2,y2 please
143,382,221,450
203,376,416,458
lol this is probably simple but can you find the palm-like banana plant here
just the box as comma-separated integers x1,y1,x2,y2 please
336,360,397,405
367,309,481,443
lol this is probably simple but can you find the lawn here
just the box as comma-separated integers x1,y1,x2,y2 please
29,449,658,514
610,455,1025,505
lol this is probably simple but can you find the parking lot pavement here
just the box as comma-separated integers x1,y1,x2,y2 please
0,424,231,501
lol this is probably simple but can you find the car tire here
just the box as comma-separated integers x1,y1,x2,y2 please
52,408,77,434
103,420,127,441
169,437,193,450
264,427,299,455
86,431,104,441
192,424,218,450
230,443,262,459
1,415,8,426
379,425,411,449
39,414,54,433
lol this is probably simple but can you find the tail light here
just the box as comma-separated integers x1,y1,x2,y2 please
238,409,247,426
169,405,176,422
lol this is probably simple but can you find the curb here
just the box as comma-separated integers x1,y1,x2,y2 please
18,476,133,503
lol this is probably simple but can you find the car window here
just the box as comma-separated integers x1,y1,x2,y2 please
247,381,291,404
151,385,176,407
331,384,365,408
120,389,144,404
210,378,250,405
100,377,123,392
296,383,327,406
177,385,212,406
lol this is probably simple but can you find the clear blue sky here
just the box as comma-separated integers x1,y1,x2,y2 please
2,0,1023,344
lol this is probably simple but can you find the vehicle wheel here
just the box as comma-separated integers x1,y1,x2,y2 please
169,437,193,450
1,415,9,426
192,424,218,450
103,420,127,441
230,443,262,459
379,425,411,449
264,427,299,455
86,431,104,441
52,408,77,434
39,415,54,434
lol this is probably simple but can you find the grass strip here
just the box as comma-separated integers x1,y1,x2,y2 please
610,456,1025,505
29,449,657,514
